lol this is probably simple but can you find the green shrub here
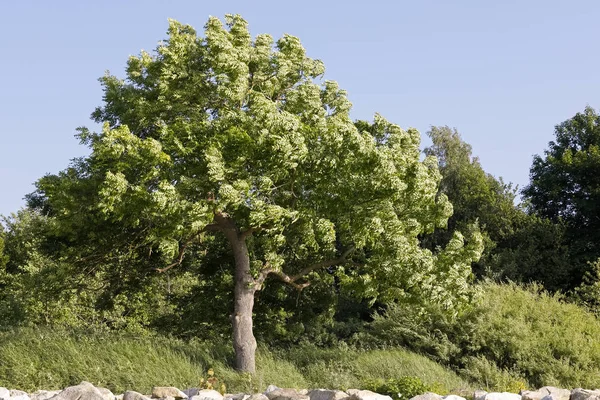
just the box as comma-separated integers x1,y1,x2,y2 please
369,281,600,389
363,376,428,400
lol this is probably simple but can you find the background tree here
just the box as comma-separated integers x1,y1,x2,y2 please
423,126,572,291
523,106,600,287
423,126,520,275
32,15,483,373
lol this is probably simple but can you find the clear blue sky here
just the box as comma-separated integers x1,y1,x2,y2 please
1,0,599,217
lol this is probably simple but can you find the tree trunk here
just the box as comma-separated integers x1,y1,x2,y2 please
228,230,258,373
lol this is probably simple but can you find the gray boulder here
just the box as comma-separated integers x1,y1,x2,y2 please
184,390,201,398
97,387,116,400
265,387,281,395
151,387,188,399
48,382,106,400
309,390,349,400
409,393,442,400
248,394,269,400
348,390,393,400
0,387,9,400
483,393,521,400
224,394,248,400
571,390,600,400
190,390,224,400
10,394,31,400
31,391,61,400
522,387,570,400
266,389,309,400
123,392,152,400
443,396,466,400
474,392,487,400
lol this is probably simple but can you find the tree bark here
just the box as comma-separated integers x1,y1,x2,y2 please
221,219,258,373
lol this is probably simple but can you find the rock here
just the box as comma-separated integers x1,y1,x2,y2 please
224,394,247,400
474,392,487,400
123,391,152,400
265,387,281,395
151,387,188,399
10,395,31,400
522,387,570,400
348,390,393,400
185,390,201,398
190,390,224,400
48,382,106,400
248,395,269,400
299,392,309,397
266,389,309,400
97,387,116,400
346,392,360,398
0,387,9,400
116,395,124,400
409,393,442,400
443,396,466,400
31,391,61,400
571,390,600,400
483,393,521,400
309,390,349,400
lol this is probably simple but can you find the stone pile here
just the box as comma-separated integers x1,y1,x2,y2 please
1,382,600,400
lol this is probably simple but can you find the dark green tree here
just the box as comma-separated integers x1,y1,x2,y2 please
424,126,573,291
523,106,600,285
423,126,520,275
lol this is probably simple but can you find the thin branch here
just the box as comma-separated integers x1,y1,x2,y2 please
289,245,355,282
255,245,356,291
255,265,310,291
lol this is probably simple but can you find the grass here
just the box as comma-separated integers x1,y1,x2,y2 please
0,327,470,395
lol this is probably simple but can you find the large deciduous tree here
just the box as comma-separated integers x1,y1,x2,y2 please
523,106,600,282
34,15,482,372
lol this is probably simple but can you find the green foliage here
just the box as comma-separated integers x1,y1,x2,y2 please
362,376,429,400
484,216,573,292
24,15,484,358
459,356,527,393
0,225,8,270
369,282,600,389
0,209,182,332
423,126,521,275
368,299,478,366
423,126,573,293
574,258,600,315
523,106,600,288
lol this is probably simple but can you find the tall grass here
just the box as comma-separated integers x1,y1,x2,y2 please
0,327,469,394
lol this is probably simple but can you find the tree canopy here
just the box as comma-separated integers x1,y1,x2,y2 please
523,106,600,283
29,15,483,372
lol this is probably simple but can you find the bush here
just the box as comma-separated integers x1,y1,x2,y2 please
369,282,600,389
363,376,428,400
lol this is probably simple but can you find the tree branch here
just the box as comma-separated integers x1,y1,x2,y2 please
254,245,355,291
289,245,355,282
240,226,261,241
